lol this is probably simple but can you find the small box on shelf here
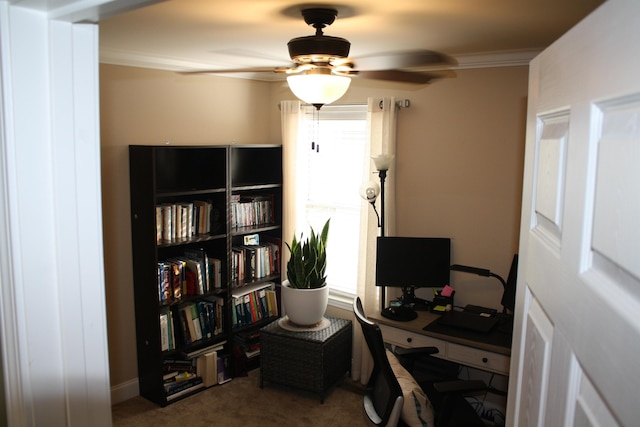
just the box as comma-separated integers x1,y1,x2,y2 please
431,287,455,313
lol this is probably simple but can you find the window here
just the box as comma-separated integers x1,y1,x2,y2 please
296,104,368,296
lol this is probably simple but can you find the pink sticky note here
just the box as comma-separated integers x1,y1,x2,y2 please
440,284,454,297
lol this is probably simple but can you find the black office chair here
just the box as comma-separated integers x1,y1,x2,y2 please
353,297,486,427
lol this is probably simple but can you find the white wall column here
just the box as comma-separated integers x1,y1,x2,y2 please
0,0,162,425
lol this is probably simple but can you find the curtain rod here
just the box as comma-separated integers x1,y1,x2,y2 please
279,100,410,109
307,100,410,109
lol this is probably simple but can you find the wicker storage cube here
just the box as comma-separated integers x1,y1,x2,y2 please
260,317,352,402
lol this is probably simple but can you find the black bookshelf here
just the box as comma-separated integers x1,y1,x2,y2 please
129,145,282,406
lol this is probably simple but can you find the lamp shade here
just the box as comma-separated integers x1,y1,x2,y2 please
372,154,394,171
359,180,380,202
287,72,351,108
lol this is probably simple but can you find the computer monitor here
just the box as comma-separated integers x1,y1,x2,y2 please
376,236,451,305
500,254,519,314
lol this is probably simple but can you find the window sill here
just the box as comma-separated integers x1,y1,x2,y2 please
328,290,355,312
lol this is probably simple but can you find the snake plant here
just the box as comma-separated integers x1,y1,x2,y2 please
285,219,330,289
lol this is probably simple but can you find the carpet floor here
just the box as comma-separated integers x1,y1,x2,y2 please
112,368,369,427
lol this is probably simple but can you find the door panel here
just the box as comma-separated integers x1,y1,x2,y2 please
592,96,640,285
507,1,640,426
516,296,553,427
572,370,619,427
533,112,569,248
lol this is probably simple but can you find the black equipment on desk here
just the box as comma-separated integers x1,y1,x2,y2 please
436,310,500,334
381,304,418,322
376,236,451,320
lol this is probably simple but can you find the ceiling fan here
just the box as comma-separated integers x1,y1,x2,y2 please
184,7,455,108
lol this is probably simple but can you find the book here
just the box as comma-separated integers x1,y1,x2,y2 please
163,358,196,373
266,289,278,317
160,312,169,351
165,376,204,400
196,301,211,339
167,259,185,301
161,204,172,242
168,309,175,350
181,257,205,295
216,354,232,384
242,295,251,325
179,305,199,344
230,282,274,328
155,206,163,243
233,297,244,328
188,303,203,341
209,258,222,289
163,371,179,382
196,351,218,387
184,248,209,293
158,262,171,303
183,340,226,359
258,288,269,318
205,295,224,334
171,204,177,240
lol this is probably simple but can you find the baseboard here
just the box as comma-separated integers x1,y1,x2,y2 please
111,378,139,405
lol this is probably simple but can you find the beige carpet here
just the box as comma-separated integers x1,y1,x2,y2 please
112,369,369,426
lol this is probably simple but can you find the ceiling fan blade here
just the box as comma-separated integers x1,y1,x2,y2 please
180,66,290,75
353,50,455,71
354,69,435,84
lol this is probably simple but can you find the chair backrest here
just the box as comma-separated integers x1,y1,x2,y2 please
353,297,404,426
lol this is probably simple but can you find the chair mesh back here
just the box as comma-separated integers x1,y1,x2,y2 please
354,297,404,426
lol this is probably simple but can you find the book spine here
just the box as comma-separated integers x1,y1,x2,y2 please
165,377,204,400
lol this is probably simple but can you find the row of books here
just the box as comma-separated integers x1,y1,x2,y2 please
230,194,275,229
155,200,215,243
233,330,261,360
164,372,204,401
231,282,279,329
231,242,280,284
162,345,231,401
160,296,224,350
158,249,222,303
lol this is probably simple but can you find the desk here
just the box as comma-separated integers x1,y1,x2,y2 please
369,310,512,376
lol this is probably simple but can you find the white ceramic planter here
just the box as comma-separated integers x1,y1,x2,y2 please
281,280,329,326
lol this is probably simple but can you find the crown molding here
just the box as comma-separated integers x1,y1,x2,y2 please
453,49,540,69
99,48,540,78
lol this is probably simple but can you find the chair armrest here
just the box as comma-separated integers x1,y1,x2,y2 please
433,379,486,395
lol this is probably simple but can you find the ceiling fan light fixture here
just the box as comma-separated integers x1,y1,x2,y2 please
287,69,351,109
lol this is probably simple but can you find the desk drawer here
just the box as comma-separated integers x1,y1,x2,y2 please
378,324,446,355
447,342,510,375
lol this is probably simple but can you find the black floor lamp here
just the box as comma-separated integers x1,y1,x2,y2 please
372,154,393,310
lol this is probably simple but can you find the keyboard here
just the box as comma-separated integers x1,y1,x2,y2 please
436,311,499,334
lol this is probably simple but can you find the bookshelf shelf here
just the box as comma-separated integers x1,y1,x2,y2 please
129,145,282,406
157,233,227,248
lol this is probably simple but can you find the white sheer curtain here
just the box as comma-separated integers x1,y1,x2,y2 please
279,97,398,384
280,100,303,279
353,97,398,383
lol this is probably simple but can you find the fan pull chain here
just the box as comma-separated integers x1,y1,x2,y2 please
311,108,320,153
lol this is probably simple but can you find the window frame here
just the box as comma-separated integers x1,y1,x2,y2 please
297,104,369,305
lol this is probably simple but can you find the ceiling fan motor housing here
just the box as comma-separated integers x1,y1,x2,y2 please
288,35,351,64
288,7,351,64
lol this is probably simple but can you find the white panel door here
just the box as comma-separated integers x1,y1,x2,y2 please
507,0,640,426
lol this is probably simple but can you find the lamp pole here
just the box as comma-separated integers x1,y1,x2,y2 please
378,169,387,238
372,154,393,312
378,168,388,311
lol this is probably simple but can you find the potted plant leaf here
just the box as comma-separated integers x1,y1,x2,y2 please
281,218,330,326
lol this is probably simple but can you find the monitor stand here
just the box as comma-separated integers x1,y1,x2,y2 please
381,304,417,322
381,286,421,322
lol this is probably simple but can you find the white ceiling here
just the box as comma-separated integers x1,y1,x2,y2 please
99,0,605,79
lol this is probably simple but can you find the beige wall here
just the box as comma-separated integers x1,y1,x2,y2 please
100,65,277,388
100,63,528,390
